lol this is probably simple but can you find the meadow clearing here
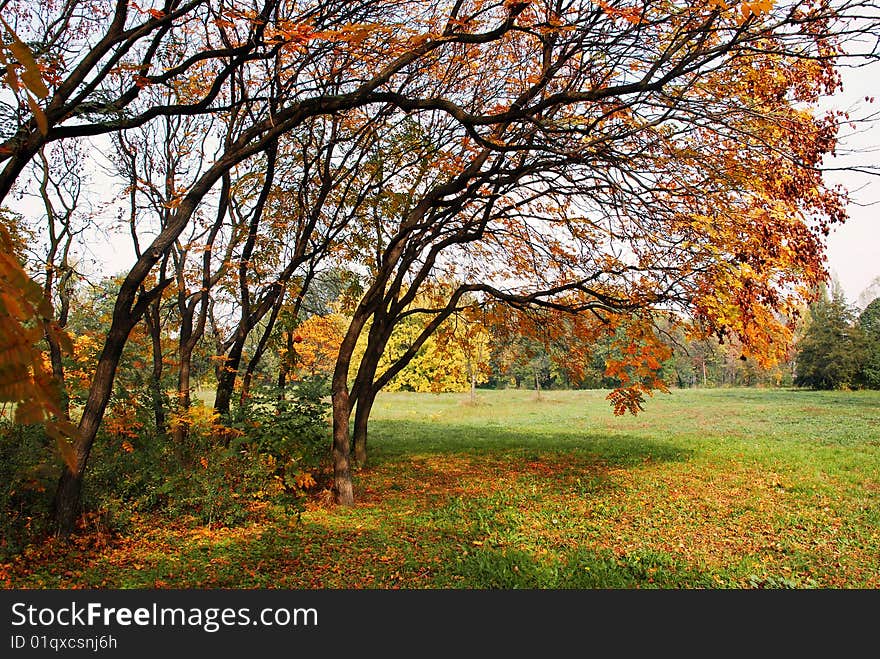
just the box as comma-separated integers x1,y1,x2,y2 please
4,388,879,589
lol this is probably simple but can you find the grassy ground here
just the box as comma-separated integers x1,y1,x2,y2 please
3,388,879,589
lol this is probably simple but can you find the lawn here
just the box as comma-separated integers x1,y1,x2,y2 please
3,388,879,589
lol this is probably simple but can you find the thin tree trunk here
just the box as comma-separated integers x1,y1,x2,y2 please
277,330,293,399
173,348,193,454
240,293,285,406
43,329,69,418
144,302,166,435
214,339,245,419
352,385,376,467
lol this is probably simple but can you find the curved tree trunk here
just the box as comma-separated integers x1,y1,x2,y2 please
51,319,135,534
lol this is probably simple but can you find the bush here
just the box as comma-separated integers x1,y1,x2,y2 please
231,376,331,495
120,377,332,527
0,421,59,557
0,378,332,553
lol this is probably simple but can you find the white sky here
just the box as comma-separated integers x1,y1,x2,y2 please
823,59,880,306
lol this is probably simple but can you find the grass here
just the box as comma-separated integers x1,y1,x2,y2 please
3,387,879,589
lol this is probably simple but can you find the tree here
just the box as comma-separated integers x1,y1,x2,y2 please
323,0,877,502
858,297,880,388
794,284,866,389
375,296,491,398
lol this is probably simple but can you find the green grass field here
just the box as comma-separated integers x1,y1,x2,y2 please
4,388,879,588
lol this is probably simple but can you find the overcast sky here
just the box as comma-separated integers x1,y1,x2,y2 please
823,56,880,307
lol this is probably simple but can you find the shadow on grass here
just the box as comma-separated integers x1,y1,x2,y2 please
8,421,700,589
438,545,719,588
364,419,693,469
65,516,721,589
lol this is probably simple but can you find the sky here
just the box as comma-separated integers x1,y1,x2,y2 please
823,58,880,307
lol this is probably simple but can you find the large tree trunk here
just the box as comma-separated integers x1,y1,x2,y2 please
331,386,354,506
330,310,372,506
51,320,134,534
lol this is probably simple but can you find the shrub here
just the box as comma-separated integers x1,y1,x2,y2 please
0,421,59,557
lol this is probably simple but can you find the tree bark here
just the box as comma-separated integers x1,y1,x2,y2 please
277,330,293,398
330,309,372,506
213,339,245,420
173,346,193,453
51,317,137,534
144,301,166,435
331,386,354,506
352,384,377,467
240,293,286,405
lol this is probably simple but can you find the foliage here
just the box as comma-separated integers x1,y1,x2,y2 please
379,311,490,394
231,377,331,497
0,421,58,557
83,378,330,530
0,208,75,465
0,18,76,473
794,285,867,390
0,377,333,545
0,15,49,135
291,313,348,379
858,298,880,389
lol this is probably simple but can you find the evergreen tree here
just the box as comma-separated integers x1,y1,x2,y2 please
858,298,880,389
794,284,867,390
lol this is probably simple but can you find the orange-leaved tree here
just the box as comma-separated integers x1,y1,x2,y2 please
0,19,76,466
317,0,874,502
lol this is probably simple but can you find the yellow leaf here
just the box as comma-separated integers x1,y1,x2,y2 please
0,18,49,98
26,93,48,136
